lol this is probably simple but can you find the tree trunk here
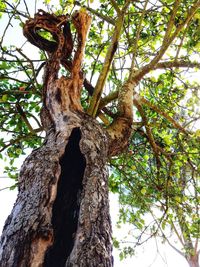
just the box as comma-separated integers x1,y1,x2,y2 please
0,10,113,267
187,254,199,267
0,7,134,266
0,112,113,267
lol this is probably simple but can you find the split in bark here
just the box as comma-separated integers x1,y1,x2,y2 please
0,8,133,267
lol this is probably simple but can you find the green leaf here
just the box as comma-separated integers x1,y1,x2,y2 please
141,188,147,195
2,94,8,101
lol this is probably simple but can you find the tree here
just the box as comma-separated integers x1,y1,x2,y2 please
0,0,200,266
112,137,200,267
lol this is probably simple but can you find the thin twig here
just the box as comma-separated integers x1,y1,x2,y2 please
74,1,115,25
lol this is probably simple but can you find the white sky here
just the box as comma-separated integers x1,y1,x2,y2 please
0,1,197,266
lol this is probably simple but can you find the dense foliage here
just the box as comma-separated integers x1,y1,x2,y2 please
0,0,200,265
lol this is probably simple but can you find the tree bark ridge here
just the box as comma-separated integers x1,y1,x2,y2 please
0,9,113,267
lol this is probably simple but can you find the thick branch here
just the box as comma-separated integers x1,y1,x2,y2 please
71,11,92,79
87,9,126,117
99,90,118,110
106,79,134,156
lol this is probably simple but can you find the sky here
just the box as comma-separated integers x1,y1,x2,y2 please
0,1,197,266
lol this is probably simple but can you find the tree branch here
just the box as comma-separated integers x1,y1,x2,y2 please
74,1,115,25
155,60,200,70
139,96,188,134
16,48,40,89
0,1,20,47
99,89,188,134
130,0,149,70
133,96,164,165
0,128,43,153
87,12,125,117
110,0,121,14
16,103,34,133
0,75,30,84
130,0,200,83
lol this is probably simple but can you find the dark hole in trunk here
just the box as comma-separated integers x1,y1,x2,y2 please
44,127,86,267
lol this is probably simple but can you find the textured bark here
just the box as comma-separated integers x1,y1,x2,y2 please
0,10,113,267
0,6,135,266
0,114,112,267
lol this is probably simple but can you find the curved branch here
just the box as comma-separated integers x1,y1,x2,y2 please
139,96,188,134
0,129,43,153
98,57,200,111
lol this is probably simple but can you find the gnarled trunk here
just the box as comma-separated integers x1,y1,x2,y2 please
0,7,133,267
0,112,112,267
0,10,113,267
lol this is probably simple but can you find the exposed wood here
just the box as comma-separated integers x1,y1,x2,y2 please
0,113,113,267
0,9,113,267
107,80,134,156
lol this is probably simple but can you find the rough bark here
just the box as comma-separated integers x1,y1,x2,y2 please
0,10,113,267
0,6,135,266
0,113,112,267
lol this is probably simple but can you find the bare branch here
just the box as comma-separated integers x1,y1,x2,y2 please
2,1,30,19
0,75,30,84
16,48,40,88
16,103,34,133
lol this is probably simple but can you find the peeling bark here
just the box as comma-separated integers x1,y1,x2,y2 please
0,7,135,266
0,113,112,267
0,10,113,267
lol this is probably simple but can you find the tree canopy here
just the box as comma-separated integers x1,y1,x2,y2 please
0,0,200,266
